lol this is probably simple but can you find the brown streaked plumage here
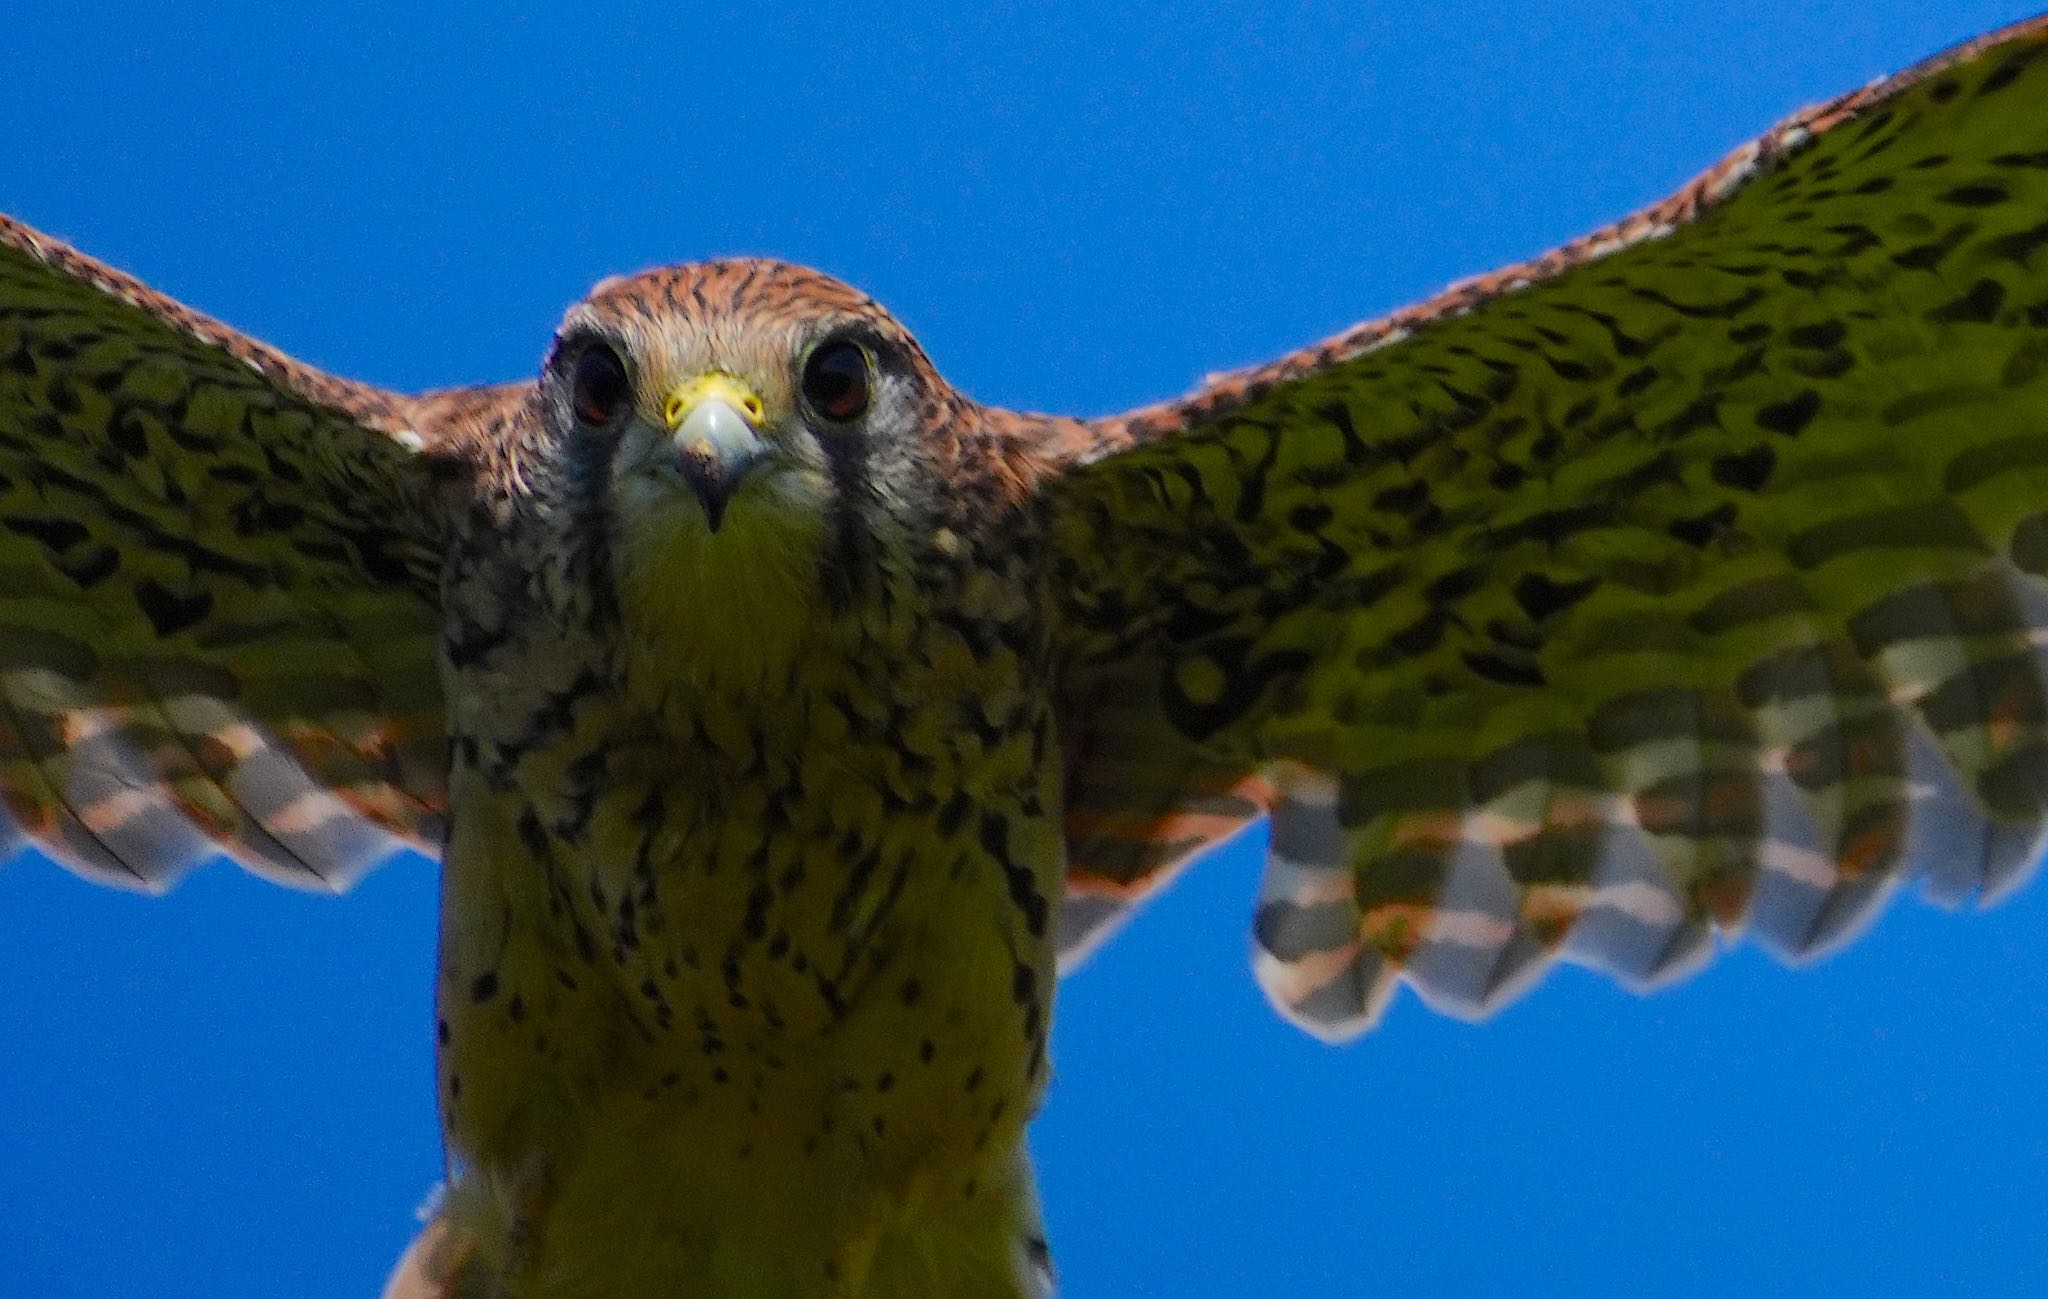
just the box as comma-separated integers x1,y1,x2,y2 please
6,14,2048,1298
427,260,1065,1294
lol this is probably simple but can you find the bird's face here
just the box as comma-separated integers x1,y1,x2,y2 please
540,260,960,693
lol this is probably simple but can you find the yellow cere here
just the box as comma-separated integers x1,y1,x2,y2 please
663,372,766,429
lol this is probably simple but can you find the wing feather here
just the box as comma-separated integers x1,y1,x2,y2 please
0,214,517,889
1044,15,2048,1035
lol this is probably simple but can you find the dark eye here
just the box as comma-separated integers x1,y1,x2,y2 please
801,340,871,422
569,342,632,426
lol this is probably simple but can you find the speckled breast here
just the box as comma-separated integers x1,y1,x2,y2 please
428,604,1063,1290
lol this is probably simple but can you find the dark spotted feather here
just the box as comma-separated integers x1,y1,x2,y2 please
1047,15,2048,1036
0,215,489,889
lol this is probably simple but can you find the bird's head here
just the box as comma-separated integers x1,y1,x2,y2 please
537,259,980,695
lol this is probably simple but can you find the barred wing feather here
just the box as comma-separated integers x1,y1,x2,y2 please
1048,16,2048,1037
0,215,489,890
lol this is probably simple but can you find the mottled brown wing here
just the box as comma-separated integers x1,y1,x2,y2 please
1045,17,2048,1036
0,214,506,890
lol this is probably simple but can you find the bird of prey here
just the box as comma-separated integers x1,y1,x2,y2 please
5,14,2048,1298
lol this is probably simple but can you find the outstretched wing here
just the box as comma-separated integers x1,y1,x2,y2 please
1045,16,2048,1036
0,214,507,890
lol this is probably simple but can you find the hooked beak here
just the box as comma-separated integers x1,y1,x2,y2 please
665,375,769,532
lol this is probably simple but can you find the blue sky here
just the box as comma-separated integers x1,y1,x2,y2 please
3,4,2047,1297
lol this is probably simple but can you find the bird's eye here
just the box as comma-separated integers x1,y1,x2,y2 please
570,342,632,426
801,340,871,423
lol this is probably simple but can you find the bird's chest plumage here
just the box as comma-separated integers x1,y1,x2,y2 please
431,606,1062,1295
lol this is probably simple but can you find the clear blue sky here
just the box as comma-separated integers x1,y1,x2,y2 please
3,4,2047,1297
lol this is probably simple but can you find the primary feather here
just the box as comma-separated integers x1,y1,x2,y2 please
1050,14,2048,1037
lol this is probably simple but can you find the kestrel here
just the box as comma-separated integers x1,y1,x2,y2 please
8,15,2048,1298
